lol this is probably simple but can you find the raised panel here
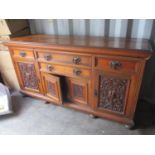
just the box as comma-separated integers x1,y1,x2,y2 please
67,78,91,106
94,71,130,115
42,73,62,104
15,60,41,93
47,81,57,97
73,84,84,98
98,75,129,113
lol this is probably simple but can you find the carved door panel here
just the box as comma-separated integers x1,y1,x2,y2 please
42,73,62,104
14,59,42,93
67,78,91,106
94,71,131,115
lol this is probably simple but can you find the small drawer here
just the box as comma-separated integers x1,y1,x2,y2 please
12,48,34,59
95,56,138,72
37,51,92,67
39,62,92,78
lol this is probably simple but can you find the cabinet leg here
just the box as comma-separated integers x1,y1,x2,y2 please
45,101,50,104
125,122,135,130
89,114,98,119
20,92,28,98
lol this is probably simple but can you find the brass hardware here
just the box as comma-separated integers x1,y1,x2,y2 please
94,89,98,96
47,65,54,71
110,61,122,70
72,56,81,64
73,68,81,76
44,54,52,61
20,51,26,57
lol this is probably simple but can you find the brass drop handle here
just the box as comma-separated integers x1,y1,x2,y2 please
44,54,52,61
73,68,81,76
110,61,122,70
20,51,26,57
47,65,54,71
72,56,81,64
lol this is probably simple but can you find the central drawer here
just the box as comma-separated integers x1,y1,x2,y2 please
36,50,92,67
39,62,92,78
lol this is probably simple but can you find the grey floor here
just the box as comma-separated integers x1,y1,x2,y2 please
0,91,155,135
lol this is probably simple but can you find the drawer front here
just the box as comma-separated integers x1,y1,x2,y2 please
95,56,138,73
37,51,92,67
12,48,34,59
39,63,92,78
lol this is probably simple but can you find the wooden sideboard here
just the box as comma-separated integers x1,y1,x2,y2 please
4,35,152,128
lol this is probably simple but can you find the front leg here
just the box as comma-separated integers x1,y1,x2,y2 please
125,122,135,130
89,114,98,119
45,101,50,104
20,92,29,98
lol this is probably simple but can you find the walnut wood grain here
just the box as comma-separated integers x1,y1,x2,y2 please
4,35,152,51
4,35,152,59
3,35,152,128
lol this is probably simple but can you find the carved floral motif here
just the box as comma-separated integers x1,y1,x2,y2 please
18,62,39,90
98,75,128,113
73,84,83,98
47,81,56,96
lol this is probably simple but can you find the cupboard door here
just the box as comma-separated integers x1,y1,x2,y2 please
67,78,91,106
15,60,42,93
94,70,131,115
42,73,62,104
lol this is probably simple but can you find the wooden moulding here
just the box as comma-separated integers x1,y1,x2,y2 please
3,35,152,128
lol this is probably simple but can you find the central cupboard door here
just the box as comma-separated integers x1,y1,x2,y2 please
41,73,62,104
67,78,92,106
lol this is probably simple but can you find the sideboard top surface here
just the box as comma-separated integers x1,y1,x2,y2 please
4,35,152,59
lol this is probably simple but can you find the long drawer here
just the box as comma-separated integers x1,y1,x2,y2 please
36,50,92,67
39,62,92,78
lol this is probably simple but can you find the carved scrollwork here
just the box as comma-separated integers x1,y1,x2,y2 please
18,62,39,90
73,84,83,98
98,75,128,113
47,81,56,96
